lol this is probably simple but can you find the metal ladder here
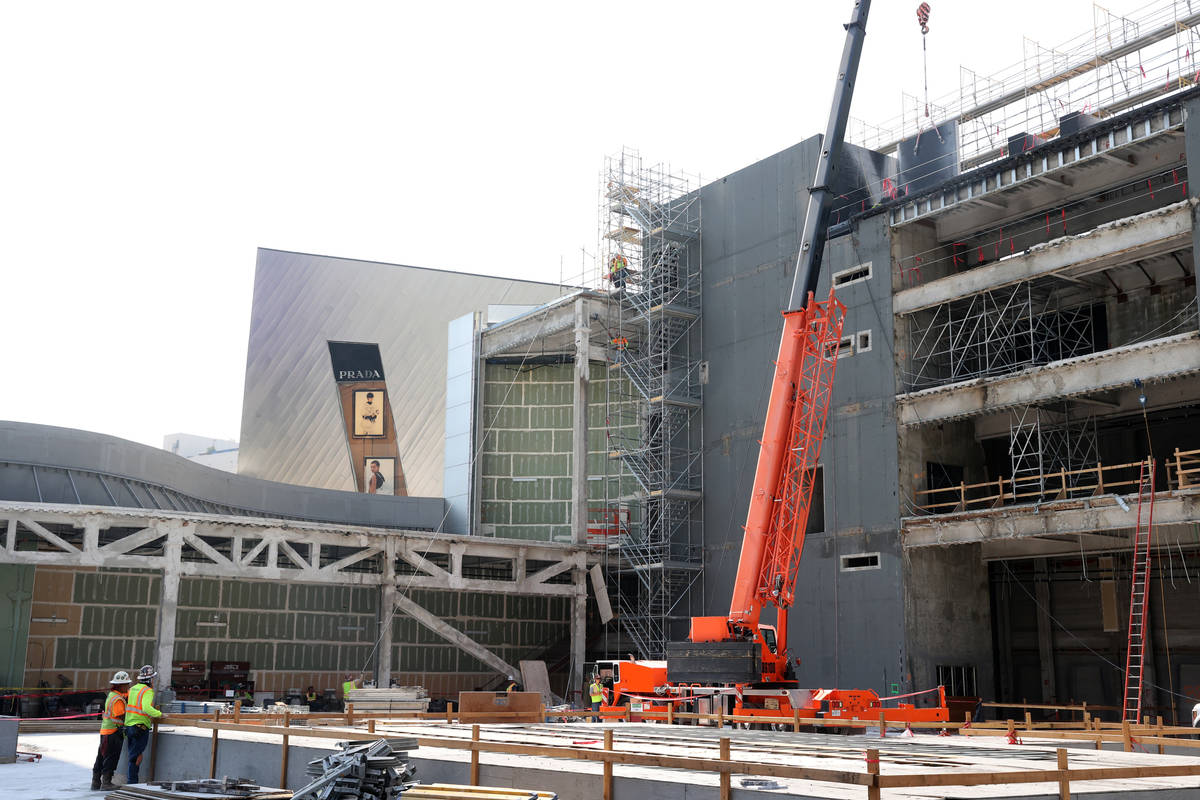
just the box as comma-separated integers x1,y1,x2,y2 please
1122,457,1156,724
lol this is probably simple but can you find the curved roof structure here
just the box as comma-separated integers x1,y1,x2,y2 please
0,421,445,530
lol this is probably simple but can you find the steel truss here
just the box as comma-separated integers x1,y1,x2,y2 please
601,148,703,659
0,501,590,696
905,283,1095,391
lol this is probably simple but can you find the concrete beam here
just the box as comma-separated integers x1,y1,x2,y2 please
572,297,590,545
902,487,1200,550
894,201,1190,315
392,590,518,678
896,332,1200,426
154,524,183,686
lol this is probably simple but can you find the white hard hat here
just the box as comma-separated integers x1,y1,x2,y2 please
111,671,132,684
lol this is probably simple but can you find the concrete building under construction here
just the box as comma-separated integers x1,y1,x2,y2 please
3,0,1200,731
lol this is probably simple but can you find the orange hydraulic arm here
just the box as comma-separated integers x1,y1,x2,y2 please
727,292,845,637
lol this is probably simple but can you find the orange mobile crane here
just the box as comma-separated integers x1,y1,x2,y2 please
592,0,949,728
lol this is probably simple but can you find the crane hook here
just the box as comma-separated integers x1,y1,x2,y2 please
916,2,931,35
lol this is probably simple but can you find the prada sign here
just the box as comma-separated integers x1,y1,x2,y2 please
328,341,386,383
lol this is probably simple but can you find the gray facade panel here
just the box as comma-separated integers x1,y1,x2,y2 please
700,137,905,693
239,249,561,499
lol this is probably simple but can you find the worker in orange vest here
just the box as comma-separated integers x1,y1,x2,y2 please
92,670,132,791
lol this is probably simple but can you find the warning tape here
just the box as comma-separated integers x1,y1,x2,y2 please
0,689,105,700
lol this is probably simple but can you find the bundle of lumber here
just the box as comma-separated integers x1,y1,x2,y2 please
345,687,429,715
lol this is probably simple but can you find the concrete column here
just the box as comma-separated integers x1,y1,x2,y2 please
154,523,182,684
571,566,587,701
572,297,591,545
1034,559,1057,703
1184,97,1200,291
376,539,397,686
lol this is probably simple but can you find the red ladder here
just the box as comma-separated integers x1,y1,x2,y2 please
1122,457,1156,724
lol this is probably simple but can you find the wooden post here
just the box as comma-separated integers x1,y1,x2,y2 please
793,708,801,733
1095,462,1105,494
148,720,159,781
346,702,354,727
624,705,631,723
1156,716,1164,755
280,713,290,788
446,701,454,724
603,728,614,800
866,747,881,800
1025,711,1033,730
234,699,242,724
1122,719,1132,752
959,480,967,510
717,703,724,729
209,728,219,779
1175,447,1184,488
667,702,674,726
470,724,480,786
1057,748,1070,800
719,737,731,800
879,712,886,738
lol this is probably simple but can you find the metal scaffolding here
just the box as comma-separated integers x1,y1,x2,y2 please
600,147,703,659
1009,404,1099,499
849,0,1200,172
904,283,1095,391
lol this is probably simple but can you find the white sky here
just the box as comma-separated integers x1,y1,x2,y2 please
1,0,1123,448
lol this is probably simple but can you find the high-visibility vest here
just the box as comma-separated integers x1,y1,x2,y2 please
306,692,317,702
125,683,162,728
342,680,356,697
589,682,604,703
100,690,127,734
609,255,628,274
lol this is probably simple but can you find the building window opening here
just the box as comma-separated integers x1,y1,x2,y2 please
936,664,978,697
832,262,872,288
857,330,872,353
840,552,880,571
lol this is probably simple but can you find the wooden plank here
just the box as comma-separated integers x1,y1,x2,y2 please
603,729,613,800
470,725,480,786
878,763,1200,789
719,738,731,800
1058,748,1070,800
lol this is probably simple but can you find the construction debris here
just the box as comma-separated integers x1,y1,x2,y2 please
105,777,290,799
292,738,417,800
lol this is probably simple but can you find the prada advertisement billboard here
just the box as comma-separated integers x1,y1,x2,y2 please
326,341,408,495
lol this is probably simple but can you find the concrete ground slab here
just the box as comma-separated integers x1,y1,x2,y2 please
139,722,1200,799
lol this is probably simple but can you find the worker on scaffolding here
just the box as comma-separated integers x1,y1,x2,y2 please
607,254,629,289
341,672,359,710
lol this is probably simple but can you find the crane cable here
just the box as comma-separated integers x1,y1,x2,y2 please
917,3,931,118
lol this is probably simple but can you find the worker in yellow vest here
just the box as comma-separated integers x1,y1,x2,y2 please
91,670,131,791
589,676,605,722
124,664,163,785
341,672,359,710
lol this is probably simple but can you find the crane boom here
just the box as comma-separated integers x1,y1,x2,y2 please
721,0,871,649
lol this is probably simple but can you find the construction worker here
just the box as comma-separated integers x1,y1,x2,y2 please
611,336,628,352
124,664,162,785
589,675,605,722
91,670,131,791
504,675,521,693
608,254,629,289
237,684,254,707
305,685,318,709
341,672,358,710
